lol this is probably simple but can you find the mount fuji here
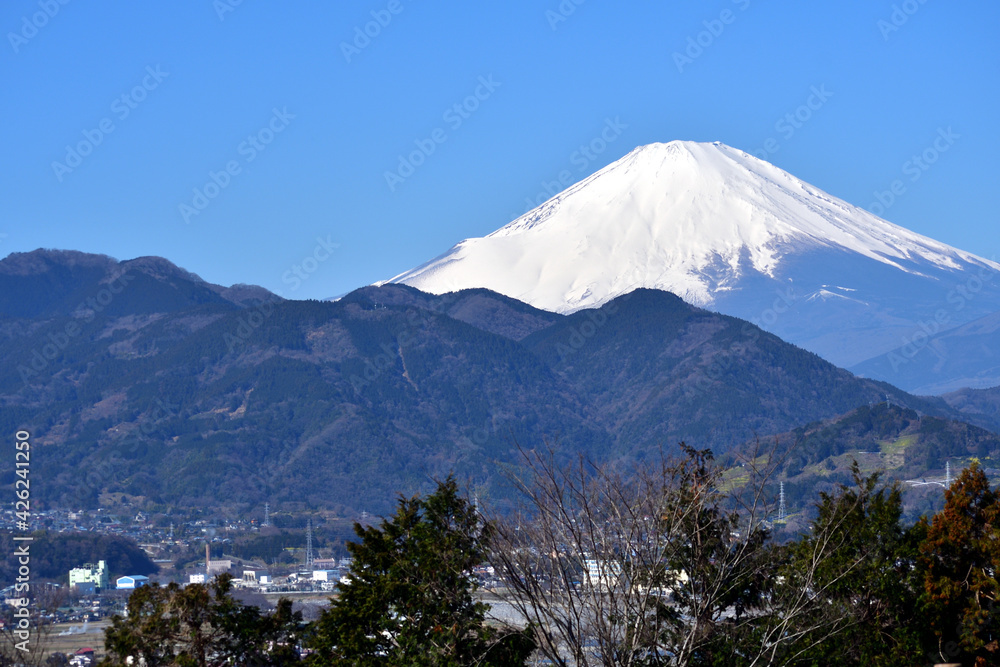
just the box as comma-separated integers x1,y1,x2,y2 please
388,141,1000,385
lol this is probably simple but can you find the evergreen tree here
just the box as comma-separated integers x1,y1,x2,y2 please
918,462,1000,667
101,574,304,666
785,464,924,666
310,477,533,666
654,445,774,665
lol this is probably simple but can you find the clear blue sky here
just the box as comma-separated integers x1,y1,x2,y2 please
2,1,998,300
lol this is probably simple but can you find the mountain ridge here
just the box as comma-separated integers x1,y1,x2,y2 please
851,307,1000,395
2,250,992,516
387,140,1000,384
0,249,279,319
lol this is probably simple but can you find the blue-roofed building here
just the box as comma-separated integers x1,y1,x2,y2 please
115,575,149,590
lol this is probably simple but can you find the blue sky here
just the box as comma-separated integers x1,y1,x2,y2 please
2,1,998,300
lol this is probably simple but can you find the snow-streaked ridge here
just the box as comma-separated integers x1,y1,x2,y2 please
388,140,998,312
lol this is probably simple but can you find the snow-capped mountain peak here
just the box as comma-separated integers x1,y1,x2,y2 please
389,140,991,312
385,140,1000,371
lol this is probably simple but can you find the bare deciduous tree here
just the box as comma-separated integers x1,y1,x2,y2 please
486,441,884,666
0,584,69,667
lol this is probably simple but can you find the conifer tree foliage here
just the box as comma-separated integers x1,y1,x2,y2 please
101,574,304,666
918,462,1000,667
783,465,924,666
310,477,533,666
650,445,775,664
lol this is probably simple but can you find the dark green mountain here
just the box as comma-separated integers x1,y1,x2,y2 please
0,531,157,583
0,250,988,517
723,402,1000,525
522,289,943,459
0,249,274,318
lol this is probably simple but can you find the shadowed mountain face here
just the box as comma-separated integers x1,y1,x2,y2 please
0,249,277,318
0,250,987,516
520,288,945,458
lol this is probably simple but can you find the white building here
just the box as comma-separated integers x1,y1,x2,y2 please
584,558,622,589
69,560,109,591
241,570,271,587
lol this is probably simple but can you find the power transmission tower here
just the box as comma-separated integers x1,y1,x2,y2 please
779,482,786,521
263,502,270,527
305,519,314,568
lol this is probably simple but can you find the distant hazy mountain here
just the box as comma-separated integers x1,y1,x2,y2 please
388,140,1000,380
941,385,1000,432
1,250,980,516
851,309,1000,395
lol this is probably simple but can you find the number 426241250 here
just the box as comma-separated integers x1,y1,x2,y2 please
15,430,29,515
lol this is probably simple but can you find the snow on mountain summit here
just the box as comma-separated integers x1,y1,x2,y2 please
389,140,994,313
